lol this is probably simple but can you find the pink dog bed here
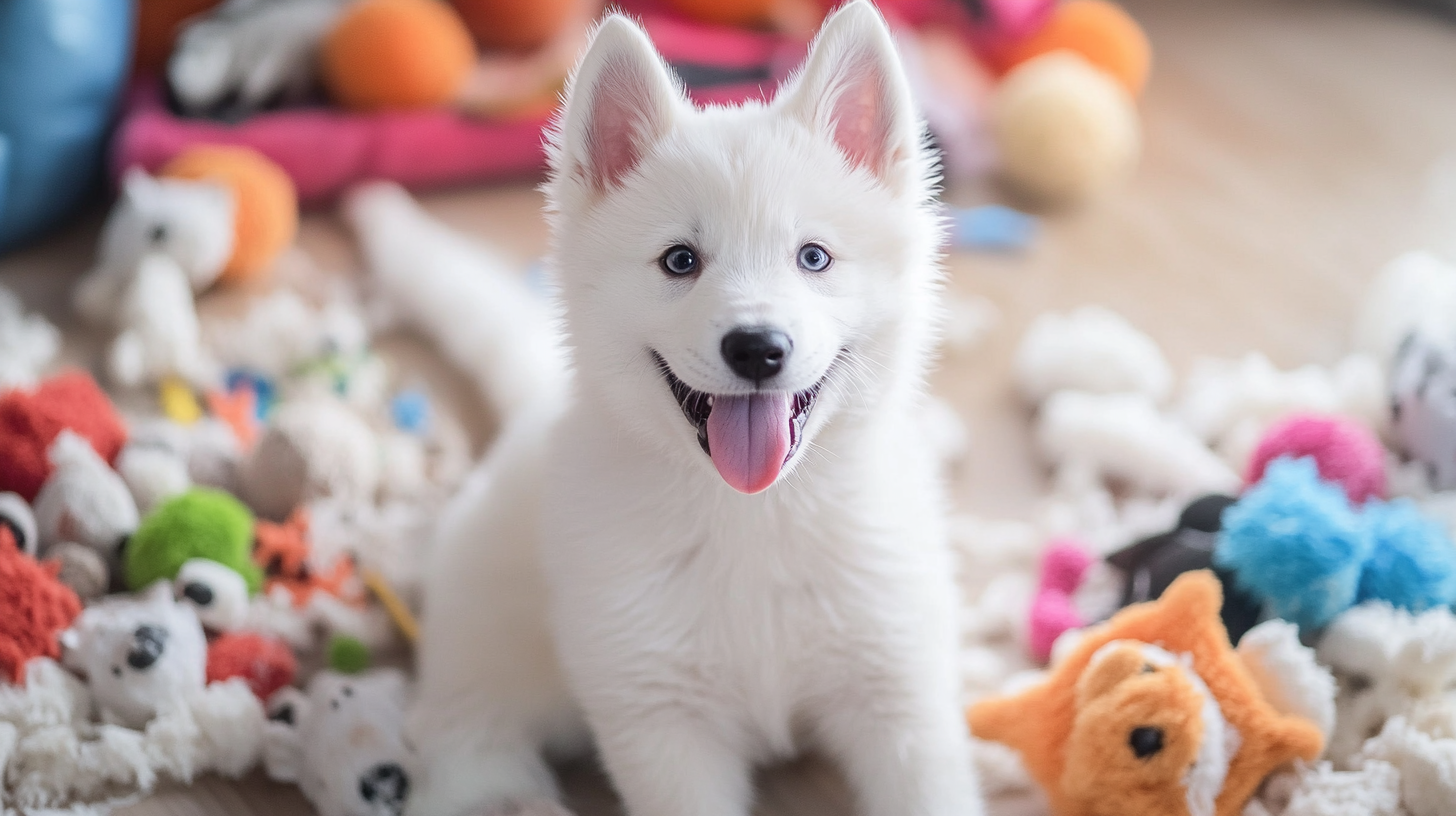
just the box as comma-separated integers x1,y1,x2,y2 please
111,13,807,203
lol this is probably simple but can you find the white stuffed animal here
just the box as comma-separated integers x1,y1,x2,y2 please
33,430,139,558
169,0,350,116
61,583,210,729
73,168,234,389
1391,334,1456,491
263,669,414,816
1354,250,1456,367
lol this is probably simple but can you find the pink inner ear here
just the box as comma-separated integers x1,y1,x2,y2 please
829,52,894,178
584,59,657,191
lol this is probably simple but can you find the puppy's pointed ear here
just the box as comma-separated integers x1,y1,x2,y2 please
779,0,920,188
553,15,683,194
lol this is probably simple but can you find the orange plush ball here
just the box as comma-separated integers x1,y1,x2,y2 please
665,0,778,28
450,0,580,51
322,0,478,111
161,146,298,285
992,0,1151,97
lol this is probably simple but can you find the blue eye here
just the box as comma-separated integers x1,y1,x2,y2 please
660,245,698,276
797,243,832,272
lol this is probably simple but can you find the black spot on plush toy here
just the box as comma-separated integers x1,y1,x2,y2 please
1391,333,1456,490
1105,494,1264,643
263,668,415,816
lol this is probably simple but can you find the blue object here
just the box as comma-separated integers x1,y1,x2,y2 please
1358,499,1456,612
225,369,276,420
1215,457,1372,632
951,205,1037,251
390,389,431,434
0,0,134,252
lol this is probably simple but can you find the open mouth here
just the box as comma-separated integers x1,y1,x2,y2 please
653,351,825,494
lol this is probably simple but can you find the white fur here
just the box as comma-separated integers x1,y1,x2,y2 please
394,5,980,816
1014,305,1172,403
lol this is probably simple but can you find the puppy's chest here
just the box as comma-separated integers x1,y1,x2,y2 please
561,493,929,679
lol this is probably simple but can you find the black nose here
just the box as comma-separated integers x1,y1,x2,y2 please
127,625,168,670
359,762,410,814
721,328,792,382
1129,726,1164,759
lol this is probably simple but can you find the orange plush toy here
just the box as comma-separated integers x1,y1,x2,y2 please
254,509,362,608
161,145,298,285
322,0,478,111
986,0,1151,97
968,571,1323,816
450,0,584,51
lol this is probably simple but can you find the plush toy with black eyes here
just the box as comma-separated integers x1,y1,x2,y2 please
970,571,1329,816
263,668,416,816
71,167,233,389
61,581,210,728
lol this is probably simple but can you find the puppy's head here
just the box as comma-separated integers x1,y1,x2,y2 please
546,1,943,494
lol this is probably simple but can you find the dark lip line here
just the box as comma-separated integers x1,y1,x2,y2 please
649,349,829,459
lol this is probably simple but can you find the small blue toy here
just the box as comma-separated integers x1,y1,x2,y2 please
225,369,277,420
1216,456,1456,633
950,205,1037,251
390,389,431,434
0,0,134,251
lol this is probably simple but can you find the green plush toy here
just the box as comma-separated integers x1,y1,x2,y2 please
125,488,262,593
327,634,372,674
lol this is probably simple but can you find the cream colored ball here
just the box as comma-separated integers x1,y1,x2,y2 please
991,51,1141,206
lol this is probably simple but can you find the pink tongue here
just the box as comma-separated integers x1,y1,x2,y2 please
706,393,792,494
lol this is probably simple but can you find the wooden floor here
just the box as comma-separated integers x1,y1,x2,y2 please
4,0,1456,813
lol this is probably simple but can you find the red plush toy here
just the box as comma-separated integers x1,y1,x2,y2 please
0,371,128,502
0,526,83,683
206,631,298,700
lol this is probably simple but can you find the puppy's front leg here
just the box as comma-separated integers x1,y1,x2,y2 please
593,712,753,816
818,702,983,816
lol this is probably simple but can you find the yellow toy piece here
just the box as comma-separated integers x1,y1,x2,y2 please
159,376,202,424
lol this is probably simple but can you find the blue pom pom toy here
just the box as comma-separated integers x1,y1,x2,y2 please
1216,456,1456,634
1215,457,1371,632
1358,498,1456,612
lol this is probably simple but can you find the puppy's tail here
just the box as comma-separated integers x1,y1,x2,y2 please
343,182,568,427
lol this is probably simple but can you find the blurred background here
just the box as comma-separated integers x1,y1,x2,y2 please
3,1,1456,815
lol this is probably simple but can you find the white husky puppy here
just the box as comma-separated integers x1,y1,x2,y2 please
395,3,981,815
